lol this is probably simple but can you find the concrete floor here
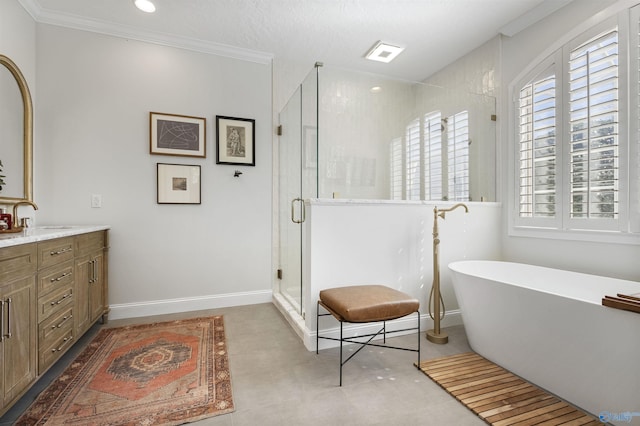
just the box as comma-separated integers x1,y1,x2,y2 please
1,303,485,425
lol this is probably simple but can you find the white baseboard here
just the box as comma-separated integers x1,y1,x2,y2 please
109,290,273,320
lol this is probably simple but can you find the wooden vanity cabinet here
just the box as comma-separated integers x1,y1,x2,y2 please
74,231,108,337
0,244,37,413
0,229,109,416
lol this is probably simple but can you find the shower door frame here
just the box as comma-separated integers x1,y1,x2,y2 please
277,65,319,318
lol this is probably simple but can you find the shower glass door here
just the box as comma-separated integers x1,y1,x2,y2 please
279,86,303,313
278,66,318,317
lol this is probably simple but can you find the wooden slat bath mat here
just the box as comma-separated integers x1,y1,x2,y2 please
418,352,600,426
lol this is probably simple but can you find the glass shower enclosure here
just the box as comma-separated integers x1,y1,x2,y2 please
277,64,495,319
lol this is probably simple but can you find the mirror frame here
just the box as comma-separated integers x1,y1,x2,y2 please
0,54,33,205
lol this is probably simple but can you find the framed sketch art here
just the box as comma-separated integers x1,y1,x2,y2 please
157,163,201,204
216,115,255,166
150,112,206,158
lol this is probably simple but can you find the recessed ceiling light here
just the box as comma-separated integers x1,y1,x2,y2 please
365,41,404,63
134,0,156,13
370,86,382,93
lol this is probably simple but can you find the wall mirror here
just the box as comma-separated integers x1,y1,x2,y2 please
0,54,33,205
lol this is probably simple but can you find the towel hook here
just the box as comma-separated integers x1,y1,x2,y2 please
234,170,243,177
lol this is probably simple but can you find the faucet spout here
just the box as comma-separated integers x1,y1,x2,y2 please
435,202,469,219
12,200,38,229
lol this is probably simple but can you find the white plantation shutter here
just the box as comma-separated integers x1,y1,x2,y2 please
632,5,640,233
447,111,469,201
568,28,619,220
518,72,557,218
390,138,403,200
512,11,639,241
424,112,442,200
406,118,421,200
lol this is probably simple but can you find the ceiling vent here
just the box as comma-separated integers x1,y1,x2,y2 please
365,41,404,63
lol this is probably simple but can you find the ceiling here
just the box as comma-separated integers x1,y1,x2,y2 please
20,0,571,82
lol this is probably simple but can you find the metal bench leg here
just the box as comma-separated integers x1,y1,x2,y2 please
316,301,320,354
339,320,343,386
417,310,421,365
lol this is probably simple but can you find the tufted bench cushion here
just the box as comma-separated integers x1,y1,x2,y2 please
319,285,419,323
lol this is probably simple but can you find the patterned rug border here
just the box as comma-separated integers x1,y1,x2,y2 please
17,315,234,425
418,352,600,426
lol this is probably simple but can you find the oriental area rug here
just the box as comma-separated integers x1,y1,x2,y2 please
17,316,234,425
418,352,599,426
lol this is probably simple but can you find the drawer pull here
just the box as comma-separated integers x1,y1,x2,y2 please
4,297,11,339
51,335,73,353
51,314,73,329
0,300,4,342
50,247,72,256
50,293,70,306
50,271,72,282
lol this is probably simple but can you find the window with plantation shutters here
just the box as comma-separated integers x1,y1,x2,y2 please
390,137,403,200
512,10,639,242
568,29,619,219
518,72,556,218
424,112,442,201
447,111,469,201
406,118,421,200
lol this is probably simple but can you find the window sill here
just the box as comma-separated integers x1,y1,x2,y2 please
509,225,640,246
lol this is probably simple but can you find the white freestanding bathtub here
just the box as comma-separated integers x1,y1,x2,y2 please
449,260,640,425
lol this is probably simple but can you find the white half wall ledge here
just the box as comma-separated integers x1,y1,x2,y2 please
108,290,273,320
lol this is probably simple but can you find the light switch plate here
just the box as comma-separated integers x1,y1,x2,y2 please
91,194,102,208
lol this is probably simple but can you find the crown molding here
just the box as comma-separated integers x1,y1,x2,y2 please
17,0,274,65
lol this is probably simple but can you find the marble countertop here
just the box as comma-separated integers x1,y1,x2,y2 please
0,225,110,248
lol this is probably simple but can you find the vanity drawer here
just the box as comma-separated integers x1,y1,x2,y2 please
38,237,74,270
0,243,37,283
39,306,73,352
38,261,74,296
75,232,105,256
38,285,73,322
39,329,74,374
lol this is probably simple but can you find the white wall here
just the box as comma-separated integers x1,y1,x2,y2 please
500,0,640,281
34,25,273,318
0,1,37,203
0,1,36,90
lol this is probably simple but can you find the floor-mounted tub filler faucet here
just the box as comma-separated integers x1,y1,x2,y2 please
427,203,469,344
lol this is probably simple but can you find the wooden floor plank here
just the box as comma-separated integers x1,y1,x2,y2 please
478,391,553,418
471,388,547,413
532,410,588,426
484,396,561,424
436,366,505,386
418,352,598,426
456,380,531,408
491,401,568,426
429,363,502,381
511,405,577,426
451,376,524,397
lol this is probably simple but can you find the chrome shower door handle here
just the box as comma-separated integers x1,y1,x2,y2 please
290,198,305,224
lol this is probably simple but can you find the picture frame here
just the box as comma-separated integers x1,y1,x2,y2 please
157,163,201,204
150,112,206,158
216,115,255,166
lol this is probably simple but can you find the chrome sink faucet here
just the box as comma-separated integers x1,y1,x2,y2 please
12,200,38,229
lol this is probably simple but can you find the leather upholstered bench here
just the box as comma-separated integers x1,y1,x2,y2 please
316,285,421,385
